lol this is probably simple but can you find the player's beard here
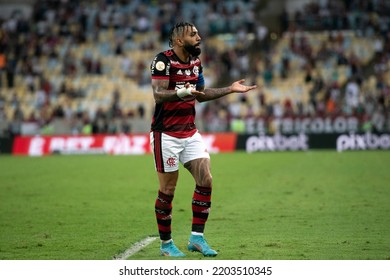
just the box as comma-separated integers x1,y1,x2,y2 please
184,43,201,57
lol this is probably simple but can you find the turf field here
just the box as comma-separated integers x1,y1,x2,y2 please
0,151,389,260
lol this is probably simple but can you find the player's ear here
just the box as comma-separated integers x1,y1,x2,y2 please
176,38,183,46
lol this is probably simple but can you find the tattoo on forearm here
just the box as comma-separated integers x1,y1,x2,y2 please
152,79,180,103
199,87,232,101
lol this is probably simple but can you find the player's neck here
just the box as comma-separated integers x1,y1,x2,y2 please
173,48,190,63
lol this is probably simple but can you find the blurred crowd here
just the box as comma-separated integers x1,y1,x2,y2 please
200,0,390,134
0,0,389,137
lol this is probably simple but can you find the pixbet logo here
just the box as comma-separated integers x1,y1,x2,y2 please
336,133,390,152
246,133,308,152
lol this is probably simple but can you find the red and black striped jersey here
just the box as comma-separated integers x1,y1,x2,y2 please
150,49,203,138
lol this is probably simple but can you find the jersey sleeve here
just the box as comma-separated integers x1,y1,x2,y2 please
196,65,205,88
150,52,170,80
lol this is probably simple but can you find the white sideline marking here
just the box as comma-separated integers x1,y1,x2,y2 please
113,236,157,260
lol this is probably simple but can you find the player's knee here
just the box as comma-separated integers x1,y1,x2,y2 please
160,185,176,196
201,173,213,188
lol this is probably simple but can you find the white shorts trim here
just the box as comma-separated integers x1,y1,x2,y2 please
150,131,210,172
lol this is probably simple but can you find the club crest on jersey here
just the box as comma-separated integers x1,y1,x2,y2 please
193,66,199,76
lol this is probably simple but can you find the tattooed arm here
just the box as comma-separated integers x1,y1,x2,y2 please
196,79,257,103
152,79,206,104
152,79,256,104
151,79,181,104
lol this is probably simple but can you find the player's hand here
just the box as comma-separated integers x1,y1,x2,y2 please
186,82,205,96
231,79,257,93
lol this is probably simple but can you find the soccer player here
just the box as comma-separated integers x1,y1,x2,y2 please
150,22,257,257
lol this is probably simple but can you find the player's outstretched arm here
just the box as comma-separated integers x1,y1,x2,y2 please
152,80,205,103
230,79,257,93
196,79,257,102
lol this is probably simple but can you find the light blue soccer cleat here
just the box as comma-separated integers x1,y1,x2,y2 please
160,240,185,257
187,235,218,257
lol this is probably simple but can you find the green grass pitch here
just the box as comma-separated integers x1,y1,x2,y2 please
0,151,389,260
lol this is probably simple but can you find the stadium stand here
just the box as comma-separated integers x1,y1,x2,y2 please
0,0,389,137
